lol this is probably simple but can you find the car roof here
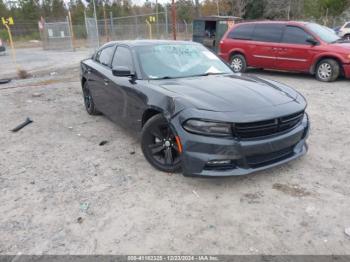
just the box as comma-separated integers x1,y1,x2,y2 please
236,20,310,26
101,40,200,48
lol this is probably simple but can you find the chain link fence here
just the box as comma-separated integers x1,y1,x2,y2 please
84,12,193,50
42,18,73,50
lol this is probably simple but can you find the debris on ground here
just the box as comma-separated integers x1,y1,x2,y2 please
129,151,135,155
79,202,90,212
17,69,30,79
272,183,312,197
345,227,350,237
50,72,57,76
77,217,83,224
30,181,35,185
99,140,108,146
192,190,200,198
10,117,33,132
0,79,11,85
32,92,43,98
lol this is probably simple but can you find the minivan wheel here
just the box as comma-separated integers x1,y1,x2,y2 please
141,114,182,173
230,54,247,73
82,82,100,115
344,34,350,40
315,59,340,82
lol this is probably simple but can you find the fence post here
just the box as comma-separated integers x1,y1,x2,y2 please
66,16,74,51
134,14,138,39
110,12,114,40
165,8,168,37
183,20,188,40
68,11,75,51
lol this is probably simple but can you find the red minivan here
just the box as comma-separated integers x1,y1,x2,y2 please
219,21,350,82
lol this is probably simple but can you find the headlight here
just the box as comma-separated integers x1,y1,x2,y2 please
183,119,232,137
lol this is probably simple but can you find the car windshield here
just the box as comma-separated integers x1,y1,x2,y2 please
306,23,340,43
136,43,233,79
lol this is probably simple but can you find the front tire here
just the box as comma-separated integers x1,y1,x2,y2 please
343,34,350,40
230,54,247,73
82,82,100,115
315,59,340,82
141,114,181,173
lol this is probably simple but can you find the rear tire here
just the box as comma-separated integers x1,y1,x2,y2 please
82,82,100,115
315,59,340,82
343,34,350,40
230,54,247,73
141,114,182,173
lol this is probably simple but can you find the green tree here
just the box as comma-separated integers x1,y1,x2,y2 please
244,0,264,19
177,0,194,22
0,0,8,17
51,0,66,19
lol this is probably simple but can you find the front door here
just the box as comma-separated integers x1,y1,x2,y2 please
109,45,145,130
276,25,316,72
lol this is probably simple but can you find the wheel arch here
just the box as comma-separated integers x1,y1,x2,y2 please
310,55,344,75
229,49,246,60
142,107,163,127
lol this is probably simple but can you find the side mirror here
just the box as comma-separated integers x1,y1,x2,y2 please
306,37,318,45
112,66,134,77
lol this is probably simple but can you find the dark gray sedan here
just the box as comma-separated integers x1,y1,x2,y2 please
80,40,309,176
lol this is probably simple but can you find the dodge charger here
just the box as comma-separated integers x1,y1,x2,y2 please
80,40,309,176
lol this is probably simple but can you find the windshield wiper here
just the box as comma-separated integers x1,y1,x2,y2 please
151,76,176,80
192,72,228,77
331,39,345,43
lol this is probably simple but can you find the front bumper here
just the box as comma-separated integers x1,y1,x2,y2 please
172,114,309,177
343,64,350,79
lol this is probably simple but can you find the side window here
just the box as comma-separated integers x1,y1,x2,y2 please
228,24,255,40
345,23,350,28
252,24,284,43
95,46,114,66
112,46,133,70
282,26,312,45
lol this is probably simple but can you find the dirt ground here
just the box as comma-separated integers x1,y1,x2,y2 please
0,48,350,255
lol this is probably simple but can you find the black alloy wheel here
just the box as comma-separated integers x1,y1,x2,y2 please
82,82,100,115
141,114,182,173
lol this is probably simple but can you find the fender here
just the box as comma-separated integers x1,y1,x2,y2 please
310,52,347,74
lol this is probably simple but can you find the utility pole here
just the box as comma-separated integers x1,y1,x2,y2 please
195,0,200,18
216,0,220,16
171,0,176,40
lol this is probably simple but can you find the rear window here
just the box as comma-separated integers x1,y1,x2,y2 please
252,24,284,43
228,24,255,40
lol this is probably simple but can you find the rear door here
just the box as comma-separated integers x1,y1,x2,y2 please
276,25,316,72
249,23,285,69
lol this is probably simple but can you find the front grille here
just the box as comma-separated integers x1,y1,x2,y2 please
234,111,304,139
246,146,295,168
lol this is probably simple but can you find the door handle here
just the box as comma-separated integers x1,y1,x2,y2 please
104,79,109,86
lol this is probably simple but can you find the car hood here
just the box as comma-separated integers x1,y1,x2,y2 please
155,74,301,112
330,42,350,51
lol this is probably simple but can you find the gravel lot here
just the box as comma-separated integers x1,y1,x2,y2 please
0,48,350,255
